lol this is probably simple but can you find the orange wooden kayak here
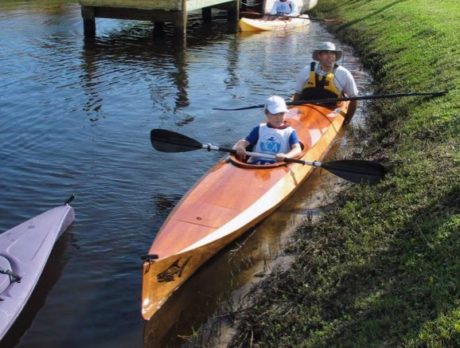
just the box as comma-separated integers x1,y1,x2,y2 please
141,102,348,320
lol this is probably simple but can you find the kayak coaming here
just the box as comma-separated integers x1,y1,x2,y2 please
142,103,347,320
0,203,75,340
239,15,310,32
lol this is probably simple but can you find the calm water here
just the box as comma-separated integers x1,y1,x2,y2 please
0,1,372,347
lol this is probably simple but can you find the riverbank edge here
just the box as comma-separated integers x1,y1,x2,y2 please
222,0,459,347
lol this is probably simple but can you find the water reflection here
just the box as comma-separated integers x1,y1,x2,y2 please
78,18,251,124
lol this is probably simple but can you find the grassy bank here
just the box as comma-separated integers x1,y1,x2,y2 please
228,1,460,346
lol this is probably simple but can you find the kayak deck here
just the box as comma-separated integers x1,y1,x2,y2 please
142,103,347,320
0,202,75,340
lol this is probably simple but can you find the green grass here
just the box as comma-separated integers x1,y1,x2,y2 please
228,0,460,346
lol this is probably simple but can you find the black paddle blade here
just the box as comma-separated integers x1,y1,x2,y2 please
321,160,386,184
150,129,203,152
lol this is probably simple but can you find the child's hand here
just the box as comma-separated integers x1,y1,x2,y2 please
233,140,250,160
234,145,247,160
275,153,288,162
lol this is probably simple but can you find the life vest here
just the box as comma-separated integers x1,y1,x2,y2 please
299,62,341,102
248,123,294,164
275,1,293,15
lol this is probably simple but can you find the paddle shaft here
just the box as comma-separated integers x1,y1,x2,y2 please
199,143,235,154
213,90,447,111
194,145,301,164
244,151,321,167
187,145,384,184
189,143,316,166
150,129,386,184
291,91,447,105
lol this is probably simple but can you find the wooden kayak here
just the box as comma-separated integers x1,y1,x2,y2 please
0,197,75,340
239,15,311,32
141,103,349,320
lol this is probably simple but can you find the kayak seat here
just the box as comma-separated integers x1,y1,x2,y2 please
0,255,17,293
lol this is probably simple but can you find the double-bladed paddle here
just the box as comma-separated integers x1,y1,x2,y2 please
150,129,385,184
212,90,447,111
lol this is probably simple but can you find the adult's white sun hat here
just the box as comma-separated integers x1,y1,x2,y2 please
312,41,343,61
265,95,288,114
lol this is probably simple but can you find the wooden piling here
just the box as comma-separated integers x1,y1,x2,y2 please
81,6,95,38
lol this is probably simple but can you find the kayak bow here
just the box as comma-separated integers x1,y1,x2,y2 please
0,197,75,340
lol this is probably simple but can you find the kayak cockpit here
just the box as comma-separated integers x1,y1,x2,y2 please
228,139,306,169
0,255,20,293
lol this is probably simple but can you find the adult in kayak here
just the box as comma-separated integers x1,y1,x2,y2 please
293,41,359,123
234,95,302,164
269,0,300,17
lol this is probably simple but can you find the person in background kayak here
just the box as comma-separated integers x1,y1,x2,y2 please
269,0,300,17
234,95,302,165
293,41,359,123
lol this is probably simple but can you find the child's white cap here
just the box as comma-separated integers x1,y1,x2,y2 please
265,95,288,114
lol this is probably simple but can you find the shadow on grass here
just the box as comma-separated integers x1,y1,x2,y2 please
230,184,459,346
317,186,460,346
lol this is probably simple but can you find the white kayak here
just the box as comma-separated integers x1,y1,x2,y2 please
0,196,75,340
239,15,310,32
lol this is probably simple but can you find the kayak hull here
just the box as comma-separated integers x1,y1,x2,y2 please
142,103,348,320
239,15,310,32
0,203,75,340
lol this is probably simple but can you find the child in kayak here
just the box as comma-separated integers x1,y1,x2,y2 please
269,0,299,17
234,95,302,164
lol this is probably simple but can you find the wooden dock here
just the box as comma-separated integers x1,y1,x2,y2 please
79,0,240,37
